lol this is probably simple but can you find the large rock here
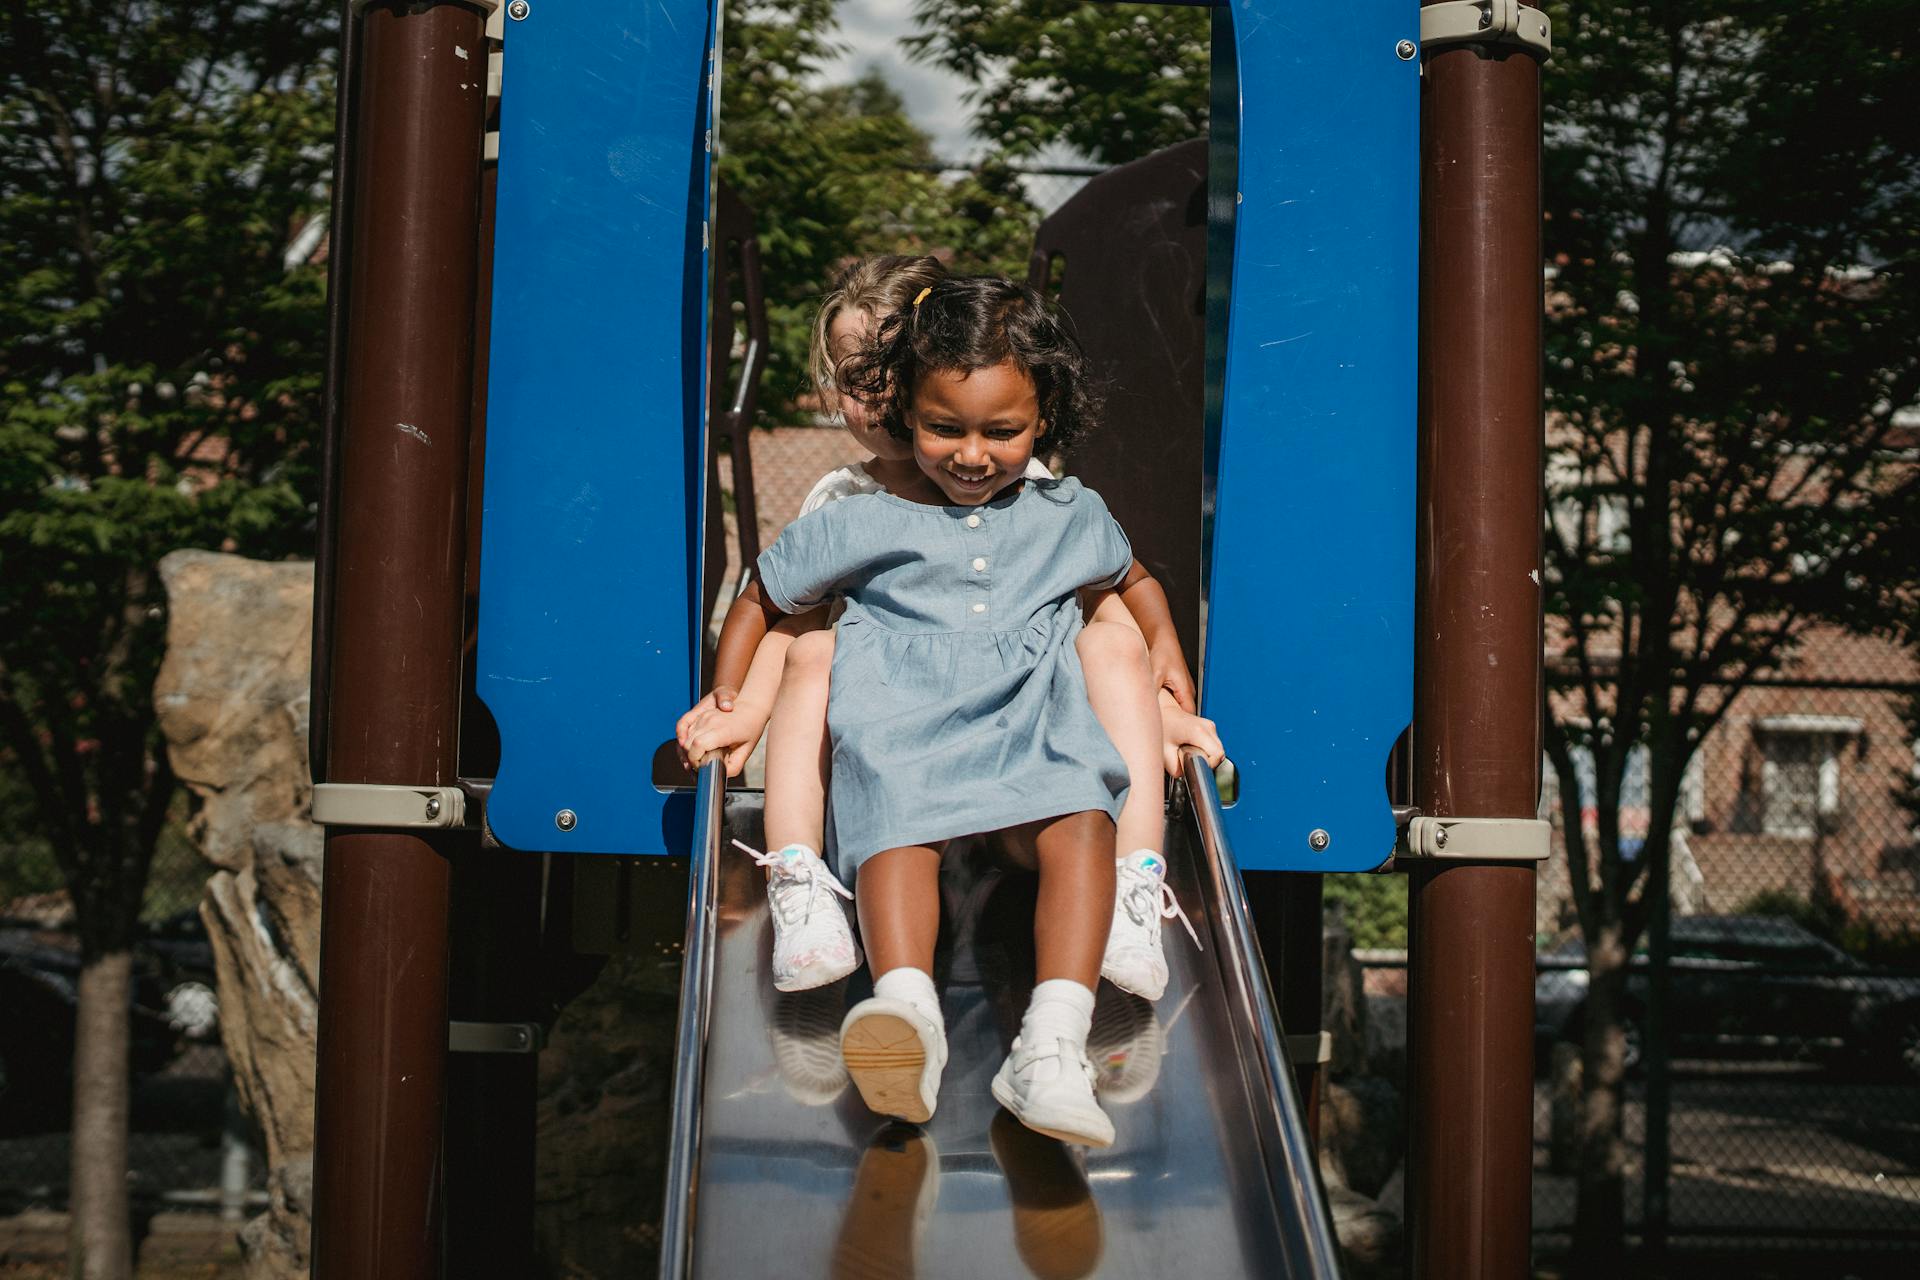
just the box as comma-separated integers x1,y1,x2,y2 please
1326,1180,1402,1280
154,550,318,1277
237,1155,312,1280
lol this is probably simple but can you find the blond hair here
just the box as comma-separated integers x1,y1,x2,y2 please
808,255,946,404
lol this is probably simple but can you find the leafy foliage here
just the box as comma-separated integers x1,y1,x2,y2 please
719,1,1036,414
1542,0,1919,962
1323,872,1407,951
906,1,1208,165
0,0,336,955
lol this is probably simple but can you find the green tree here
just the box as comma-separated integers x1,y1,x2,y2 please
720,1,1035,415
1539,2,1919,1268
906,1,1209,165
0,3,334,1273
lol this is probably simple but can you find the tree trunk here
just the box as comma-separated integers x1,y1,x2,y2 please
68,949,133,1280
1571,933,1632,1277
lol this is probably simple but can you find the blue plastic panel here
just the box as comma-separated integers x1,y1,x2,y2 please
477,1,715,854
1201,4,1419,871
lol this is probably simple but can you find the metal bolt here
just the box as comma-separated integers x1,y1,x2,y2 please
1435,826,1450,848
507,0,530,20
424,795,441,821
555,808,577,832
1396,38,1417,60
1309,828,1331,852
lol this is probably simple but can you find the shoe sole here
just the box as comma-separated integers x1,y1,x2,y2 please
990,1076,1115,1149
843,1013,935,1124
773,954,861,993
1098,964,1166,1002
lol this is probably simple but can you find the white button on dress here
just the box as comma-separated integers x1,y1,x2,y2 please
965,514,982,528
971,602,987,614
972,557,987,571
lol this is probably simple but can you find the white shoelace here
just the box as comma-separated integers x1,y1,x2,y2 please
734,838,852,926
1120,868,1204,951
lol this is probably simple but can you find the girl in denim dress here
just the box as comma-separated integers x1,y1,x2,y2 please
704,277,1135,1147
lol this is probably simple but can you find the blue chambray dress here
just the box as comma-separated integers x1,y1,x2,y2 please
757,476,1134,883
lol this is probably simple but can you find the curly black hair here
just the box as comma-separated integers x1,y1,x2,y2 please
835,275,1101,457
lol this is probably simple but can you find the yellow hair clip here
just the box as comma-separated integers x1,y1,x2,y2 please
912,287,932,309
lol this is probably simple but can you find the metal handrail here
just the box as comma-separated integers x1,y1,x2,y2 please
658,759,726,1279
1182,751,1345,1278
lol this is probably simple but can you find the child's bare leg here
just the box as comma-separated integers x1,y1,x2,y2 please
1075,619,1165,856
751,615,857,993
1028,811,1118,987
763,628,834,852
844,844,947,1122
1081,599,1192,1002
993,811,1118,1147
854,846,942,976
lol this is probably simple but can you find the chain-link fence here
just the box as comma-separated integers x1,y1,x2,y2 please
1532,643,1920,1252
0,819,265,1219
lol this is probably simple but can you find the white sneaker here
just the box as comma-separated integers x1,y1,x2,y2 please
736,839,861,992
842,996,948,1124
1100,850,1201,1002
991,1036,1114,1148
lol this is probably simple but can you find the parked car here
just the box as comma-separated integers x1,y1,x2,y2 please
0,910,219,1129
1535,913,1920,1078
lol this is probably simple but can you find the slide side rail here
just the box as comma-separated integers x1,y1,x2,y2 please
1184,751,1345,1277
659,760,726,1279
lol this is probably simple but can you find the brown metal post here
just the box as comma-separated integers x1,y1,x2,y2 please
1407,14,1545,1280
310,3,488,1278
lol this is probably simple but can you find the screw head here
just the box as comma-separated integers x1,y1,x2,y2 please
507,0,530,20
424,795,442,821
1435,826,1450,848
554,808,577,832
1309,828,1331,852
1396,38,1418,60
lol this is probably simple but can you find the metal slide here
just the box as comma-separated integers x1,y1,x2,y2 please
660,757,1342,1279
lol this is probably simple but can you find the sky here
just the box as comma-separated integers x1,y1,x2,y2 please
811,0,982,162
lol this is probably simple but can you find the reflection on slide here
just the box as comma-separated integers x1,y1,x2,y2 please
661,760,1341,1279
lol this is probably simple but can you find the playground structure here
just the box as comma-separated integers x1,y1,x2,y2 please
305,2,1549,1277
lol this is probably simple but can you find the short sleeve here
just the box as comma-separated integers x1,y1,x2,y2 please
756,500,867,614
1073,482,1134,590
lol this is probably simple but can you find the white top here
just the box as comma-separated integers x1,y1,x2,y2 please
798,457,1055,518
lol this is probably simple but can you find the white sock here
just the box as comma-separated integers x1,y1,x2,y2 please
874,967,941,1027
1021,978,1096,1048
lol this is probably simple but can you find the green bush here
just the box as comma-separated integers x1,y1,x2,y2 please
1324,872,1408,951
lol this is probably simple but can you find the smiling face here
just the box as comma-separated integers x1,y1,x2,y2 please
826,307,913,462
907,359,1046,505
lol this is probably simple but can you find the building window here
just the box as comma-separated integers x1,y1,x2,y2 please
1755,716,1862,838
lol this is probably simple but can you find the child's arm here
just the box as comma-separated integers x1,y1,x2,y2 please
1109,560,1199,713
675,582,795,772
1158,687,1225,777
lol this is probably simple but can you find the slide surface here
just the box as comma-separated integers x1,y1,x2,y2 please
662,766,1341,1279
